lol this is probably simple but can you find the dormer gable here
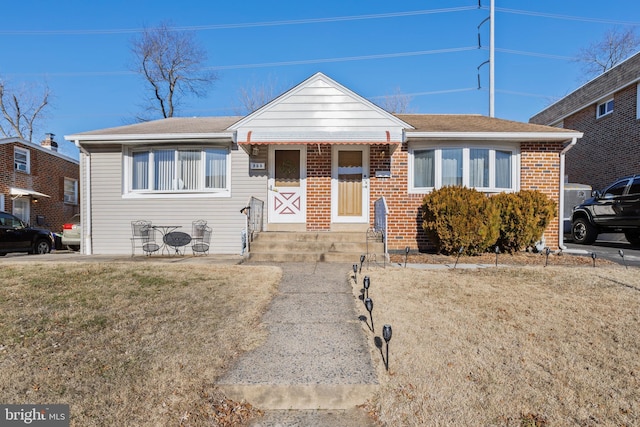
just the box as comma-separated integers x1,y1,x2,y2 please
229,72,412,144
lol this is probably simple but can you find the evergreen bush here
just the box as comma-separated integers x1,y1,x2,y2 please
421,186,500,255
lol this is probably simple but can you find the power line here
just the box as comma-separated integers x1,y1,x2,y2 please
0,7,476,36
490,7,640,26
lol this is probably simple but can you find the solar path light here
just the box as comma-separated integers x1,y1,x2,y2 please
360,254,365,273
454,246,465,269
382,324,392,371
495,245,500,267
404,246,410,268
544,247,551,267
364,298,374,333
363,275,370,300
353,264,358,282
591,251,597,268
619,249,628,269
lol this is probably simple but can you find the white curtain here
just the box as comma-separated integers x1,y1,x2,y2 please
470,149,489,187
132,151,149,190
442,149,462,186
178,150,201,190
154,150,175,191
496,150,512,188
205,148,227,189
414,149,434,187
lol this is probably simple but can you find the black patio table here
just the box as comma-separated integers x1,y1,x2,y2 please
163,231,192,255
151,225,181,255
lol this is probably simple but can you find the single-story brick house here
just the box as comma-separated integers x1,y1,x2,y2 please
65,72,582,256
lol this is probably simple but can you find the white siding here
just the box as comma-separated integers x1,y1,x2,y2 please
231,74,410,142
87,146,266,255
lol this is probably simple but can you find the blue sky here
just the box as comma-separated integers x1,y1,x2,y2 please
3,1,639,158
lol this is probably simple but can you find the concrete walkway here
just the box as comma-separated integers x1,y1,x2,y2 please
217,262,379,425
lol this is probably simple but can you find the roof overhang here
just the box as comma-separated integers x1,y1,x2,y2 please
406,131,583,141
10,187,51,198
235,130,404,145
65,132,234,145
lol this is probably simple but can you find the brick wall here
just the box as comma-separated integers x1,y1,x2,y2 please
305,144,332,230
563,84,640,191
369,141,563,251
0,141,80,232
290,141,563,251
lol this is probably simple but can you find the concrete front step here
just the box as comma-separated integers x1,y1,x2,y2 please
219,384,377,410
247,231,384,263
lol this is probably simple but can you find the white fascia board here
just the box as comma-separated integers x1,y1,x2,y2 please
64,132,234,144
2,136,79,164
407,131,583,141
237,129,404,143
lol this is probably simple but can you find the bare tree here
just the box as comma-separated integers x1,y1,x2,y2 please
575,27,640,78
130,22,218,120
378,87,414,114
0,78,50,141
234,75,286,115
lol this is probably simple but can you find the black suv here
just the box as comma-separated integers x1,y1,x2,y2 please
571,175,640,246
0,211,54,256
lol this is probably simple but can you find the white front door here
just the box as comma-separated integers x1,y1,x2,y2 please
332,145,369,223
268,146,306,223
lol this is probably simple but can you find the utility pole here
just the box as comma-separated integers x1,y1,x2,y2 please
477,0,495,117
489,0,495,117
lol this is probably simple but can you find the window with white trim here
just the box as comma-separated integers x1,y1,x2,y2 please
64,178,78,204
127,146,230,196
409,143,518,193
596,98,614,118
14,147,30,173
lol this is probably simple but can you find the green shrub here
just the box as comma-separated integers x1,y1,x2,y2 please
421,186,500,255
492,190,556,253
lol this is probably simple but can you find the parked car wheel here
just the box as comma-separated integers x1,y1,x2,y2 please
68,245,80,252
624,231,640,247
571,217,598,244
31,239,51,255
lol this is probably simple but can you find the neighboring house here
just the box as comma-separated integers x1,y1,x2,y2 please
0,134,80,232
530,51,640,191
65,73,581,255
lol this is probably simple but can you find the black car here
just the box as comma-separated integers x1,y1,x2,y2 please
0,211,55,255
571,175,640,246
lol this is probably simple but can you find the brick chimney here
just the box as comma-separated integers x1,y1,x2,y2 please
41,133,58,152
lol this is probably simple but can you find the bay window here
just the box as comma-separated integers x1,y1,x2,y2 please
410,144,518,193
128,146,229,196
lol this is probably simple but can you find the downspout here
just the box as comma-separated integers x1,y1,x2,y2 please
75,141,92,255
558,137,578,250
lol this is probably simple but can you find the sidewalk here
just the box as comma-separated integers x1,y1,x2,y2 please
217,262,379,425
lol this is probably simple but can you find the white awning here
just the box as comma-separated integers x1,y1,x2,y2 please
9,187,51,198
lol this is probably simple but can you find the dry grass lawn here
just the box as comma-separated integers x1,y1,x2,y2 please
0,262,281,426
356,265,640,426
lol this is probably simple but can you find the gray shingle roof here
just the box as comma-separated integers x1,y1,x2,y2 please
397,114,578,134
68,116,242,137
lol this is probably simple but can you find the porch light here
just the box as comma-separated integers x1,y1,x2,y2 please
619,249,628,269
364,298,374,332
363,275,370,299
382,324,392,371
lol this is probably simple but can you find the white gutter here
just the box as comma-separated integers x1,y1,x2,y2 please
64,132,234,143
558,137,579,250
407,131,583,140
74,141,92,255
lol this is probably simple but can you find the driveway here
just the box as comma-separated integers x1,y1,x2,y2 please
564,233,640,268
